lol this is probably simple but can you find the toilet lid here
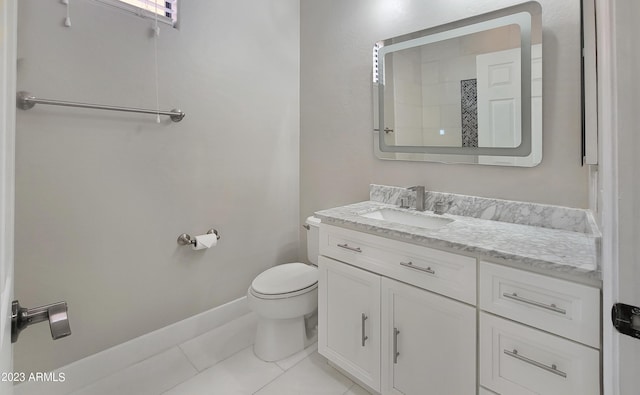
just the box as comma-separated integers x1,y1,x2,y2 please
251,263,318,295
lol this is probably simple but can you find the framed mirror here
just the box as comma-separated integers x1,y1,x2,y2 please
373,2,542,167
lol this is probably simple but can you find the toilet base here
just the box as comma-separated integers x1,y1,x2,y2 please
253,312,318,362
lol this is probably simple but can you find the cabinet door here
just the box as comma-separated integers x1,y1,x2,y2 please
382,278,476,395
318,256,381,392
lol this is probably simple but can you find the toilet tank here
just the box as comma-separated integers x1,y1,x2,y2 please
305,216,321,265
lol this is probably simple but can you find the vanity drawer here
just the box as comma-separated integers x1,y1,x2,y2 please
479,261,600,348
480,313,600,395
319,224,476,305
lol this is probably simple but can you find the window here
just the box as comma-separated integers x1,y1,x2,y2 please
98,0,178,26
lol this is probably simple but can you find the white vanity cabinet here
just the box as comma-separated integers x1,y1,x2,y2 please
317,223,602,395
479,312,599,395
381,277,475,395
318,224,477,395
318,255,381,392
478,261,601,395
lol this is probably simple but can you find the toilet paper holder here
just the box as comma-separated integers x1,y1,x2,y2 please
177,229,220,246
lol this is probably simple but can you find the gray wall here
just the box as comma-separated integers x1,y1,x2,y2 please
300,0,588,252
15,0,300,373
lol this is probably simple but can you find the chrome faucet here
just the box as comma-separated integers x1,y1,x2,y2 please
407,186,426,211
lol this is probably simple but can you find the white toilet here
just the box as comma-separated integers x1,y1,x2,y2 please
247,216,321,361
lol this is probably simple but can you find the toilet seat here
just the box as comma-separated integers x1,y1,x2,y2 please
250,283,317,300
250,262,318,300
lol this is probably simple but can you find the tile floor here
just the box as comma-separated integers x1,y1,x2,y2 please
66,313,370,395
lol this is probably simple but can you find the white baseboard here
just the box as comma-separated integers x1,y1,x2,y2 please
16,296,250,395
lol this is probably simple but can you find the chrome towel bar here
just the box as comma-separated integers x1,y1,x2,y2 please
16,91,185,122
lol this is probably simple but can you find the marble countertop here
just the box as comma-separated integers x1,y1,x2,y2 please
315,201,601,286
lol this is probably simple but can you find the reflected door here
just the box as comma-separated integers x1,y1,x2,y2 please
477,47,522,149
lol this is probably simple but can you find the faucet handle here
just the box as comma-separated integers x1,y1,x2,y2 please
434,199,452,215
398,197,410,208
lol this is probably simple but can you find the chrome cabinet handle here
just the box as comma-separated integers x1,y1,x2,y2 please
337,243,362,253
400,261,435,275
502,292,567,315
361,313,368,347
393,327,400,364
504,349,567,378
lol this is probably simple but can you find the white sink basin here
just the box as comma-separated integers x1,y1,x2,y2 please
360,208,454,229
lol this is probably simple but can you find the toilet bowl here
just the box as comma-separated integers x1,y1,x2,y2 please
247,216,320,362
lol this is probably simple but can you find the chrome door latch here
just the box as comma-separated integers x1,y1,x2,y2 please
612,303,640,340
11,300,71,343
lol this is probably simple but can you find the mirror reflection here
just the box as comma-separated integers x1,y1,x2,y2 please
374,2,542,166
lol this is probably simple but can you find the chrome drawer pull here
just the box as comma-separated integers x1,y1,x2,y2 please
337,243,362,253
361,313,368,347
504,349,567,378
502,292,567,315
400,261,435,275
393,327,400,364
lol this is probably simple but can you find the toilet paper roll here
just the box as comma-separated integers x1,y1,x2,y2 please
192,233,218,250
